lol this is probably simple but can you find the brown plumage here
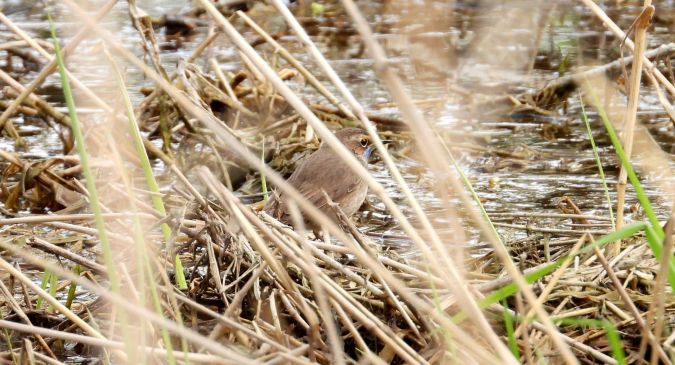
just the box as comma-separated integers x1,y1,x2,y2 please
264,128,375,232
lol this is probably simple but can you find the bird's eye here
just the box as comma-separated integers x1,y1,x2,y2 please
360,138,368,147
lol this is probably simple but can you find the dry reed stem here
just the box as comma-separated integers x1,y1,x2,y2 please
492,222,609,235
592,244,670,364
580,0,675,98
210,58,239,101
286,202,347,365
614,4,653,247
488,212,614,221
207,61,255,117
332,202,422,338
236,10,355,120
338,0,579,363
0,2,173,166
268,0,467,290
646,208,674,364
0,69,70,127
513,234,588,337
0,280,55,359
166,288,294,354
26,237,106,274
643,63,675,123
266,0,467,277
0,212,155,225
0,240,260,363
0,40,52,51
0,255,120,358
9,1,664,361
31,351,64,365
0,320,232,364
286,0,523,358
260,210,480,362
201,171,432,363
0,7,118,128
53,3,503,362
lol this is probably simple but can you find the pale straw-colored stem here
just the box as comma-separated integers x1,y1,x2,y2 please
286,202,346,365
513,234,587,337
0,320,232,364
0,255,126,360
338,0,578,362
269,1,521,359
59,1,498,361
0,240,259,364
579,0,675,98
237,10,354,119
614,4,653,247
0,280,56,358
204,174,427,364
593,245,670,364
0,4,116,130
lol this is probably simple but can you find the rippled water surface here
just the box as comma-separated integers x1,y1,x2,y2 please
1,0,674,253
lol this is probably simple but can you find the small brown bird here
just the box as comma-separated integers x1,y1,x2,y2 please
264,128,384,233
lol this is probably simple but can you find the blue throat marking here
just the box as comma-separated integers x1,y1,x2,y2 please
363,145,376,162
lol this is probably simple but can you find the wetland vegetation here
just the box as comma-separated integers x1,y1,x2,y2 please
0,0,673,364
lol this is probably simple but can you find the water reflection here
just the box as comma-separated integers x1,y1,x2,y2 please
1,0,673,250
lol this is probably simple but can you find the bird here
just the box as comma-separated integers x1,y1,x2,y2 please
263,127,386,234
217,0,296,13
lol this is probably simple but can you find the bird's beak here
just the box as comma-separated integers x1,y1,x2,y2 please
364,140,392,161
364,145,376,161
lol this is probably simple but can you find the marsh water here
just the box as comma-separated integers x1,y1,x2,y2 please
1,0,674,252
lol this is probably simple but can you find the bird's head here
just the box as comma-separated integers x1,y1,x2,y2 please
334,127,390,162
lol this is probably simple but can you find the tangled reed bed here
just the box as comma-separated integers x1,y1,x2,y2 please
0,0,674,364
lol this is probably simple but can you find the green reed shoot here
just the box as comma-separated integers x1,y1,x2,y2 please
49,13,134,361
579,94,615,230
501,299,521,359
65,265,81,310
555,318,625,365
48,14,120,292
107,51,183,364
36,270,49,309
588,93,663,238
106,50,187,290
454,222,648,323
48,271,58,312
0,310,16,363
588,91,674,289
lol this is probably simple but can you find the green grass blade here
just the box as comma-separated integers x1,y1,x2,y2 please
48,271,58,313
501,299,520,359
47,13,120,291
453,222,647,323
579,93,615,230
105,52,181,364
105,50,188,290
49,13,136,361
645,225,675,291
65,265,81,310
36,270,50,309
555,318,625,365
588,92,664,240
0,310,17,363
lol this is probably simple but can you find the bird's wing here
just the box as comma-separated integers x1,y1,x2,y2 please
287,153,362,211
